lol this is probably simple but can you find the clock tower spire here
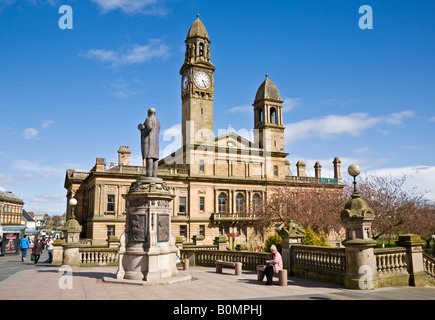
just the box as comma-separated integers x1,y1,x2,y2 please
180,14,215,148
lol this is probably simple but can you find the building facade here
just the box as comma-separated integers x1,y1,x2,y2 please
64,16,343,246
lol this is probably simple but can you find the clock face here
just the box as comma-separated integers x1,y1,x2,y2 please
182,75,189,91
194,71,211,89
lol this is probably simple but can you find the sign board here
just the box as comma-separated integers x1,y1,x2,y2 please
2,233,20,255
226,233,239,238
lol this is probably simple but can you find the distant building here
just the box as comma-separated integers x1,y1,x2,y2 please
0,190,24,227
34,212,49,229
22,210,36,230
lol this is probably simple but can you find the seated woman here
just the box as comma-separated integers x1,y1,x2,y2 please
264,245,283,285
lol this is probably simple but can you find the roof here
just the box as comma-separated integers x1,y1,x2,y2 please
187,14,209,41
254,74,283,104
0,190,24,204
22,210,35,222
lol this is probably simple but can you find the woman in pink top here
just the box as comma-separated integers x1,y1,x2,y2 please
265,245,283,285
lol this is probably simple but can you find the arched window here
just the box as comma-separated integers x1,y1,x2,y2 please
199,43,204,57
218,193,227,214
257,109,263,124
252,194,261,208
270,107,276,124
236,194,244,214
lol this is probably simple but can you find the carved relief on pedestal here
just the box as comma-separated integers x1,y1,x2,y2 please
158,214,170,242
129,214,147,242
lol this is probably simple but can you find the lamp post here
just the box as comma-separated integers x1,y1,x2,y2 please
69,198,77,219
348,164,361,195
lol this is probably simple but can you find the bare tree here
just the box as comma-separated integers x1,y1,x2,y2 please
252,182,344,237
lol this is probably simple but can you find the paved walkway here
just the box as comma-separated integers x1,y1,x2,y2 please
0,253,434,301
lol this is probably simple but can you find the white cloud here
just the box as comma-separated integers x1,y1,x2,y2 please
42,120,54,128
90,0,167,15
284,110,415,145
29,192,64,203
81,39,170,68
282,97,302,113
22,128,39,139
226,105,252,114
285,113,380,144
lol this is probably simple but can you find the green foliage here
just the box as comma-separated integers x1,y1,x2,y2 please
264,232,282,252
301,227,330,247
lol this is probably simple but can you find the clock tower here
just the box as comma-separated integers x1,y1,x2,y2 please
180,14,215,148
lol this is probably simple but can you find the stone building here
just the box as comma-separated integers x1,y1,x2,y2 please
64,15,343,246
0,190,24,227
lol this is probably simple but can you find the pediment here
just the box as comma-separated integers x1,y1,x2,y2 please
215,131,252,150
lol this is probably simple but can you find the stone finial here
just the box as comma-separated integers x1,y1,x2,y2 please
333,157,342,180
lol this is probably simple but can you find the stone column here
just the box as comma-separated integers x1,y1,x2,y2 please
341,187,378,289
396,234,429,287
61,211,82,267
278,221,305,273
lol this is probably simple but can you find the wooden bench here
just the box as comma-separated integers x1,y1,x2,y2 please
216,260,242,275
257,265,288,286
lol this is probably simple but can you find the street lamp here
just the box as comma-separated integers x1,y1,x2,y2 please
348,164,361,195
69,198,77,219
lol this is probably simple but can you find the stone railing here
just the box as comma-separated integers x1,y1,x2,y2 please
180,249,270,271
374,247,410,287
423,252,435,285
375,248,408,274
79,247,119,267
290,245,346,285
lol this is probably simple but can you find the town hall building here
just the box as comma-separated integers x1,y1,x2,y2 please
64,15,343,247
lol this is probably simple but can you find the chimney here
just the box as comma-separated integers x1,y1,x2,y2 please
118,146,131,166
296,160,306,177
333,157,342,181
95,158,105,171
314,162,322,179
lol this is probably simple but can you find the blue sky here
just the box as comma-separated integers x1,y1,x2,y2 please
1,0,435,215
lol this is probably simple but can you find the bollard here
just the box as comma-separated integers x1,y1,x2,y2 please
235,262,242,276
183,259,189,271
278,269,288,286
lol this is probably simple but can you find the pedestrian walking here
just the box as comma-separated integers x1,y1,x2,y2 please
31,239,43,265
44,236,54,263
19,236,30,262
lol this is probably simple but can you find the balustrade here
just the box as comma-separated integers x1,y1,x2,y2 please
79,248,119,266
374,248,408,274
423,253,435,281
292,245,346,274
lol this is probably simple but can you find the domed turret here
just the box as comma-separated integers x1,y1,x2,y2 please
254,73,282,104
186,14,209,41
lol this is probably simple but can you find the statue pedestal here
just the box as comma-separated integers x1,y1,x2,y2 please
105,177,190,285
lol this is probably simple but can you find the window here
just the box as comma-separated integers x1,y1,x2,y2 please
218,193,227,214
107,195,115,212
270,107,276,124
179,197,186,213
107,225,115,238
199,225,205,236
180,225,187,238
199,196,205,211
236,194,244,214
274,166,278,177
199,43,204,56
252,194,261,208
199,160,204,173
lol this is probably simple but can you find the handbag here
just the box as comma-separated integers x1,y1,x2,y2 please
31,253,35,261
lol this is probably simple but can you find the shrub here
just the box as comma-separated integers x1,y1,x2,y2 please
263,232,282,252
302,227,330,247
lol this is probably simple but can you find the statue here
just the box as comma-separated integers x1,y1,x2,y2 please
138,108,160,177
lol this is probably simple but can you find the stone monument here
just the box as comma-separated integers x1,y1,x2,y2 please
105,108,190,285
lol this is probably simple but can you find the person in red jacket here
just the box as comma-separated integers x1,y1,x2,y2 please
264,245,283,285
